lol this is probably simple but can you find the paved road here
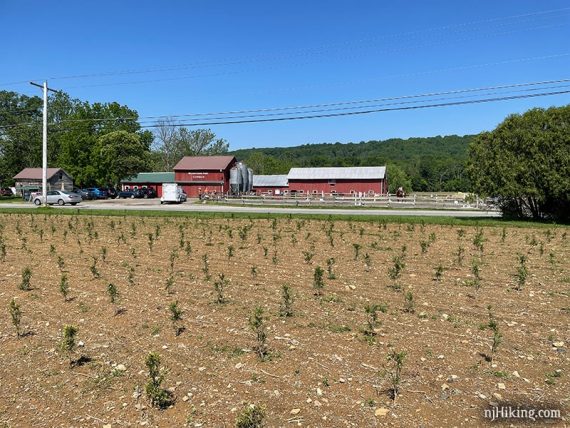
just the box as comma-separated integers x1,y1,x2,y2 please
2,200,501,217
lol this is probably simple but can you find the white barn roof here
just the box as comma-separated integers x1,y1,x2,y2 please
288,167,386,180
252,175,289,187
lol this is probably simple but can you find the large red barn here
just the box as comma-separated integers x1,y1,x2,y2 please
173,155,237,197
287,166,387,196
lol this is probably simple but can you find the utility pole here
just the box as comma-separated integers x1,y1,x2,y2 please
30,81,59,207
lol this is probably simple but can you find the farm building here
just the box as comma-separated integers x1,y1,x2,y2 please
13,168,74,194
173,155,237,197
287,166,387,196
120,172,175,197
252,175,289,195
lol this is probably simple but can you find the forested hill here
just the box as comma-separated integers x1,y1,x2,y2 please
231,134,475,192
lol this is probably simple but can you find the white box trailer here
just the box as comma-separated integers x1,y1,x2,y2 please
160,183,187,204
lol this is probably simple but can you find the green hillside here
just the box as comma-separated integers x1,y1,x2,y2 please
231,134,474,192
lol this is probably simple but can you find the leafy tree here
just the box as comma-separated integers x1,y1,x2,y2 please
152,118,229,170
387,163,412,193
467,105,570,221
95,130,151,187
0,91,42,185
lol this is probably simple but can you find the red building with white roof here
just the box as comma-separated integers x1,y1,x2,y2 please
251,175,289,195
287,166,387,196
173,155,237,197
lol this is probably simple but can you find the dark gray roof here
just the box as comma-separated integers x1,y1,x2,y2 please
288,167,386,180
252,175,289,187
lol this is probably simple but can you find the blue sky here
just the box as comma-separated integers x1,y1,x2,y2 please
1,0,569,150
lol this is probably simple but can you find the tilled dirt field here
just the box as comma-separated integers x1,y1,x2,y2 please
0,213,568,427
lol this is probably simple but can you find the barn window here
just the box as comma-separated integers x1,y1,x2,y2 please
350,190,355,194
59,172,63,180
312,190,318,194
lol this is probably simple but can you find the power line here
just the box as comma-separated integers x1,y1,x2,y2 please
1,52,569,119
135,90,570,128
2,87,567,132
11,77,570,126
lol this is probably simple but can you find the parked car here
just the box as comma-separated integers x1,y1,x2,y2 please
32,190,82,206
78,188,96,200
0,188,14,197
140,187,156,199
87,188,108,199
118,189,136,199
101,187,117,198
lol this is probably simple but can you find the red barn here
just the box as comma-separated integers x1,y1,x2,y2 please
252,175,289,195
173,155,237,197
287,166,387,196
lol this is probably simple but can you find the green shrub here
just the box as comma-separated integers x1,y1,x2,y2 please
279,284,294,317
59,273,70,301
249,307,268,361
235,404,265,428
20,267,32,291
60,325,78,366
313,267,325,296
386,350,406,400
145,352,172,408
9,298,22,338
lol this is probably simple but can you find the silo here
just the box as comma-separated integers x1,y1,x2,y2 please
230,166,240,194
239,163,249,193
247,168,253,192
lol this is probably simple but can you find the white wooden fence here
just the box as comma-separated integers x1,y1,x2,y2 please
207,194,497,211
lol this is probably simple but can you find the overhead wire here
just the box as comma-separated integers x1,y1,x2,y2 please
1,82,568,131
0,77,567,127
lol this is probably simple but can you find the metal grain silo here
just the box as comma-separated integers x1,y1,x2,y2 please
230,166,240,194
247,168,253,192
239,163,249,193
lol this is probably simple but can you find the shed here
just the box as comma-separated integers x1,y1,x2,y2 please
252,175,289,195
13,168,74,194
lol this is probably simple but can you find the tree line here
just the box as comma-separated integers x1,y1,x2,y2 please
2,89,567,220
232,135,473,193
0,90,228,188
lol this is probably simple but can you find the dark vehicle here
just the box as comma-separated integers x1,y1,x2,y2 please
79,188,97,200
101,187,117,198
87,188,108,199
118,189,136,199
0,188,14,197
140,187,156,199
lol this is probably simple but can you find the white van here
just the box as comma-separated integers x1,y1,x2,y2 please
160,183,187,204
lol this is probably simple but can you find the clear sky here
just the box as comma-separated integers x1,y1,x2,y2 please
1,0,569,150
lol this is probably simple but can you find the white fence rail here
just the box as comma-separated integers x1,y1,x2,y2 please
207,194,497,211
